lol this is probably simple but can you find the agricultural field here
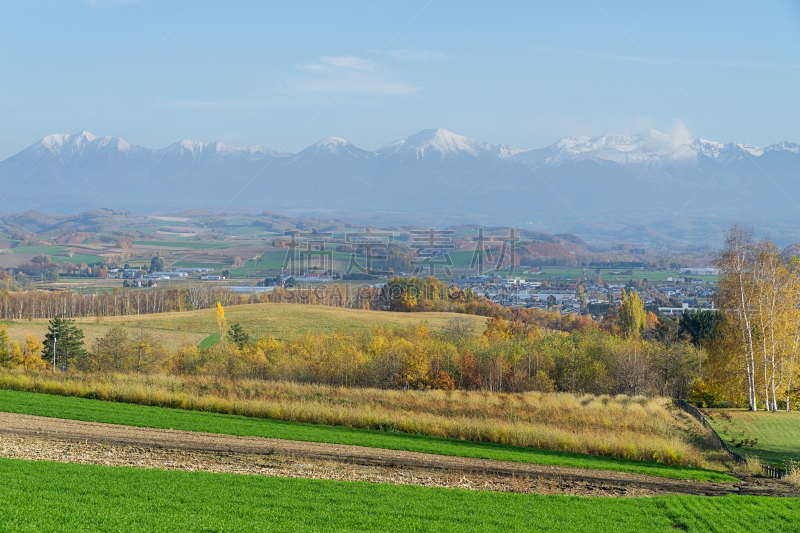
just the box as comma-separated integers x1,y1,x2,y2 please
1,210,721,305
169,261,227,270
4,457,796,533
11,245,105,266
0,385,734,481
11,244,68,255
0,389,733,481
0,303,487,348
705,409,800,467
132,240,229,250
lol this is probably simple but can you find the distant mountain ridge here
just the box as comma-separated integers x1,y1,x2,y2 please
25,127,799,165
3,127,800,244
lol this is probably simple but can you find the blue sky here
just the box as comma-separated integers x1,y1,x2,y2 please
1,0,799,159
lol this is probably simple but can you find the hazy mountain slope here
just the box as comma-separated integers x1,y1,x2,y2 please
2,128,800,244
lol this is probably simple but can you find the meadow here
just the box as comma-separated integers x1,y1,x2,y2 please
0,457,794,532
0,303,488,349
706,409,800,466
0,379,735,481
0,319,208,350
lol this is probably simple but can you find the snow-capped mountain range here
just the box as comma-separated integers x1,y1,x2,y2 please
18,127,800,166
2,127,800,235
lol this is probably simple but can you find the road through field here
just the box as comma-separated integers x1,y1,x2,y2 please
0,411,794,498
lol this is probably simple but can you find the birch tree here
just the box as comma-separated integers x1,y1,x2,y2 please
716,225,759,411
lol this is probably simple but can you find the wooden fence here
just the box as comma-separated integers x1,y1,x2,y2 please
673,399,787,479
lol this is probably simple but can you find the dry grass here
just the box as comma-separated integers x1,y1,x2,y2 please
97,303,488,338
0,303,486,349
0,321,207,350
0,371,710,468
784,461,800,488
744,455,763,475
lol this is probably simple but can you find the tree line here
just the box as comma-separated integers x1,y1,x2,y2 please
0,277,593,335
1,303,704,398
703,225,800,411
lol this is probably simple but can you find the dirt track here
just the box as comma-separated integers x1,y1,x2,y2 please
0,411,795,497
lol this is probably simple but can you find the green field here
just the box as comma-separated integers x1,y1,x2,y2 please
49,253,104,266
169,261,227,270
198,333,220,348
133,241,229,249
11,245,67,255
228,259,267,276
251,250,359,272
706,410,800,466
8,245,102,266
0,390,736,482
0,457,794,532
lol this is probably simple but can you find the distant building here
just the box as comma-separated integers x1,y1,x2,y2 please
658,302,716,316
681,267,720,276
452,278,485,286
228,286,274,293
292,275,334,283
151,271,188,278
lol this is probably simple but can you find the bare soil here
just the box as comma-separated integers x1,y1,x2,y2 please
0,412,796,498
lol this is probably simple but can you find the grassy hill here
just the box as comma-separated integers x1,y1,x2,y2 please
1,304,487,349
706,409,800,466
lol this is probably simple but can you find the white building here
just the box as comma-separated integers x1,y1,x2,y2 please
151,271,188,278
658,302,715,316
681,267,720,276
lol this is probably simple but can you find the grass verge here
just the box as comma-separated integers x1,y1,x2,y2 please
0,457,793,532
705,409,800,466
0,389,736,482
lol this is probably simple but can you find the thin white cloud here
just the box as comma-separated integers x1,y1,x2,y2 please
289,55,421,96
296,56,373,73
667,119,692,149
320,56,373,70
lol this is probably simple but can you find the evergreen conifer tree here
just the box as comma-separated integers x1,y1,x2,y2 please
42,315,86,369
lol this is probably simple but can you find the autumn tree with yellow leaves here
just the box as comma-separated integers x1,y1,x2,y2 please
617,289,646,339
713,225,800,411
216,302,227,347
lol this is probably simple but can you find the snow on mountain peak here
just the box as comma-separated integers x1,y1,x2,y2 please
766,141,800,154
22,128,800,170
41,131,98,152
75,131,98,142
295,136,372,158
177,139,208,153
314,136,351,152
378,127,483,158
41,134,71,151
534,129,702,165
